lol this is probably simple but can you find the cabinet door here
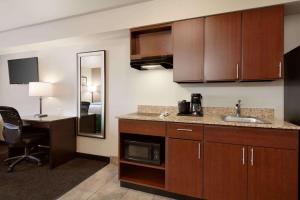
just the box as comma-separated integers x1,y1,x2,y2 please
167,138,202,198
173,18,204,82
204,12,241,81
248,147,298,200
204,142,247,200
242,5,283,80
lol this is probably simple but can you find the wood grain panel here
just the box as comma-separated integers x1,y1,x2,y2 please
131,23,172,57
173,18,204,82
204,125,298,149
204,12,241,81
167,123,203,140
242,5,284,80
119,119,166,136
49,118,76,169
248,147,298,200
204,142,247,200
167,138,203,198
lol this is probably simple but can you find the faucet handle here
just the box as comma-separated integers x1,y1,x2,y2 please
237,99,241,104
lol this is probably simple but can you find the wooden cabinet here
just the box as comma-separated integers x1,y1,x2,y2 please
204,12,241,81
204,126,298,200
166,123,203,140
204,142,247,200
173,18,204,82
130,24,172,59
167,138,203,198
241,5,284,81
248,147,298,200
119,119,298,199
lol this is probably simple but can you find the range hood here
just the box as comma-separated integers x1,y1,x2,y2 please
130,55,173,70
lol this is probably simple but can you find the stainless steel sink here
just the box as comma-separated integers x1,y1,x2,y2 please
223,115,270,124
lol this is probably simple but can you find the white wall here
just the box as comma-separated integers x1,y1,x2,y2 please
0,28,290,156
0,0,296,51
1,1,300,156
284,13,300,52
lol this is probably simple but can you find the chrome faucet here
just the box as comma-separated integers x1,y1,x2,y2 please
235,100,241,117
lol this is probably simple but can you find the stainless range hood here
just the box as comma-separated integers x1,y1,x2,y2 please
130,55,173,70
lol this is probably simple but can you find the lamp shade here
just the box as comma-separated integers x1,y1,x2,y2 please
88,85,97,93
29,82,53,97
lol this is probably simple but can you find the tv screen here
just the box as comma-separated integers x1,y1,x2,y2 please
8,57,39,84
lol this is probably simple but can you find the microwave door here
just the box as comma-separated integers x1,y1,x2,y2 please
125,141,152,162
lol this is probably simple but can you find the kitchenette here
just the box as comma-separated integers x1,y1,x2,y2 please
117,3,300,200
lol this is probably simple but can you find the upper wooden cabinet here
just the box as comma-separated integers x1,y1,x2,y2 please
173,18,204,82
241,5,284,81
130,24,172,59
204,12,242,81
131,5,284,82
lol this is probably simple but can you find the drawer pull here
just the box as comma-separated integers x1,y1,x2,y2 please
176,128,193,132
250,147,254,166
198,143,201,159
236,63,239,79
279,61,282,78
242,147,245,165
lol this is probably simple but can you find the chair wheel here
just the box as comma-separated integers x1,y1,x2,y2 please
7,167,13,173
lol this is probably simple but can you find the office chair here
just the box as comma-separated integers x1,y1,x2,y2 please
0,106,49,172
80,101,90,115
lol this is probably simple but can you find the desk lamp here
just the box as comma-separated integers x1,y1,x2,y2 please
29,82,53,118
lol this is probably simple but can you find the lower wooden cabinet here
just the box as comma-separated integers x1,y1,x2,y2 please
204,142,247,200
248,147,298,200
204,142,298,200
119,120,298,199
167,138,203,198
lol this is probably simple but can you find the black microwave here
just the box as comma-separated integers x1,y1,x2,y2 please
124,140,161,165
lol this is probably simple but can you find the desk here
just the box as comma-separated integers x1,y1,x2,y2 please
22,116,77,169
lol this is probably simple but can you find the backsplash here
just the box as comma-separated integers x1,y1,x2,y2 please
137,105,274,121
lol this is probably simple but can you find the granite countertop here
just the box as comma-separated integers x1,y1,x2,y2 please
118,112,300,130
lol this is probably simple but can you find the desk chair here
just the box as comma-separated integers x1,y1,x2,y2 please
0,106,48,172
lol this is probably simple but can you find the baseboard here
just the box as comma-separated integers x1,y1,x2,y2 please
120,181,200,200
75,152,110,163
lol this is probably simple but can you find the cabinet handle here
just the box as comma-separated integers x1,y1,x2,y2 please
250,147,254,166
177,128,193,132
198,142,201,159
242,147,245,165
236,64,239,79
279,62,282,78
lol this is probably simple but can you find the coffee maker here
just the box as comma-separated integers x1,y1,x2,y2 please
191,93,203,116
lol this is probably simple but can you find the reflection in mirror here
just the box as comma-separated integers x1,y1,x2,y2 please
77,50,105,138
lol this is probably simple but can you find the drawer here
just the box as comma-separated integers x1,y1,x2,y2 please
167,123,203,140
204,125,299,149
119,119,166,136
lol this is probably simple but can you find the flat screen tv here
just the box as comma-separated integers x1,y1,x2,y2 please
8,57,39,84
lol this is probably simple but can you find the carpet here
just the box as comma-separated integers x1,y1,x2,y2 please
0,144,108,200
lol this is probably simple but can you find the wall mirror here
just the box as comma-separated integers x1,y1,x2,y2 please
77,50,106,138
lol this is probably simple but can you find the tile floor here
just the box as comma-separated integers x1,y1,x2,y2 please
58,164,174,200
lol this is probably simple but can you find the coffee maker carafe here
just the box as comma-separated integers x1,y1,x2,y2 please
191,93,203,116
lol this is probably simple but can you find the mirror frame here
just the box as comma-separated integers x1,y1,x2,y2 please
77,50,106,139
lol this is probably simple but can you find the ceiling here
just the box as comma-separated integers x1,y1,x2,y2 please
285,1,300,15
0,0,150,32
